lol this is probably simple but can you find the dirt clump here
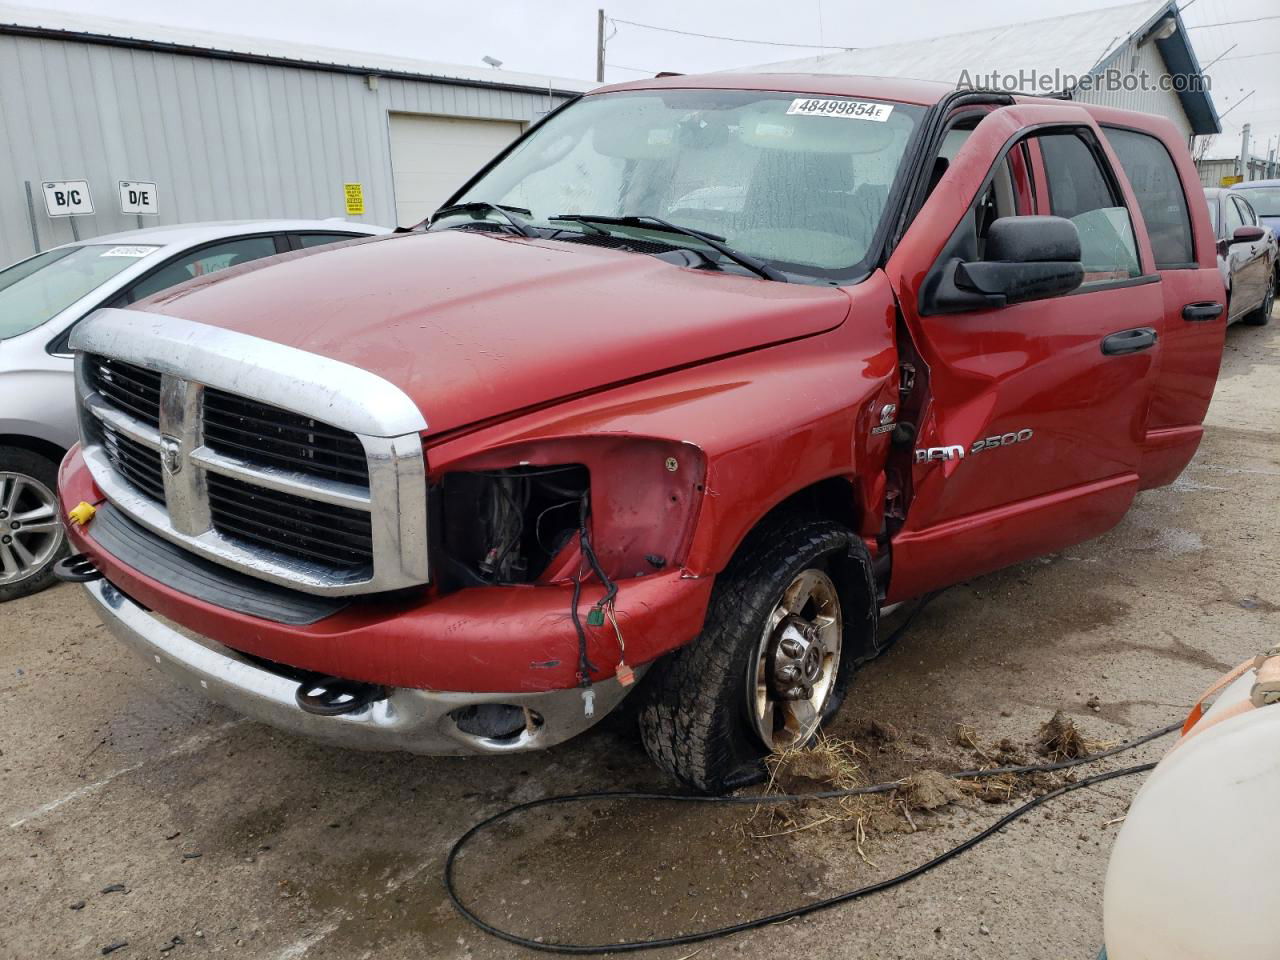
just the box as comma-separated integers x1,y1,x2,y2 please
898,770,972,811
767,736,864,793
1037,710,1090,761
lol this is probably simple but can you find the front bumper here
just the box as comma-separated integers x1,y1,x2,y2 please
83,576,639,755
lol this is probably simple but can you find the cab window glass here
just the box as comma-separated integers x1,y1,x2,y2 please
1038,132,1140,285
1103,127,1194,268
127,235,279,302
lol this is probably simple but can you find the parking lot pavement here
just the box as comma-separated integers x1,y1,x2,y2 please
3,316,1277,960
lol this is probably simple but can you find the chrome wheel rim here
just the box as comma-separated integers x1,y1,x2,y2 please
748,568,842,751
0,472,63,586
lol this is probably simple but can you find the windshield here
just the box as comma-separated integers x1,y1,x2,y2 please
1236,187,1280,217
454,89,924,281
0,244,158,340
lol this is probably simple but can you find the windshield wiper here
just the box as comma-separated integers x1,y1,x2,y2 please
432,202,534,237
549,214,787,282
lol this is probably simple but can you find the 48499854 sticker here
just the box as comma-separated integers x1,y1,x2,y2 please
786,98,894,122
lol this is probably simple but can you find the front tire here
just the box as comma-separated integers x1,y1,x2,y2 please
0,447,67,603
638,516,877,793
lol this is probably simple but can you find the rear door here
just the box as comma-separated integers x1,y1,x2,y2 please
1101,121,1225,487
883,103,1164,601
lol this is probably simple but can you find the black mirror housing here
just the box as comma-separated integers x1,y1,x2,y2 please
984,216,1082,262
954,216,1084,307
956,259,1085,306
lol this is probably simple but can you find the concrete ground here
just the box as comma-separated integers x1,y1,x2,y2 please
3,313,1277,960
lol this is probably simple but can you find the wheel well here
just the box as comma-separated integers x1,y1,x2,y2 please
0,434,67,467
736,476,862,556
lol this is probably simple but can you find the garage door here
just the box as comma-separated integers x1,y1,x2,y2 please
389,113,524,227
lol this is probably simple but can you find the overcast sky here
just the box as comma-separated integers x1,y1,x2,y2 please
29,0,1280,160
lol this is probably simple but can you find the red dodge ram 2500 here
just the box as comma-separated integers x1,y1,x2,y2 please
58,74,1226,791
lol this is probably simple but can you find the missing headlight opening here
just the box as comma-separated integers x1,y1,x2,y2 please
440,464,590,586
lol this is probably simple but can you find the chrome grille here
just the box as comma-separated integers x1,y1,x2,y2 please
207,473,374,571
203,388,370,484
99,423,165,503
89,356,161,428
72,309,429,597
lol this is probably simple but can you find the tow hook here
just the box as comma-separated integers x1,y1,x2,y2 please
295,676,389,716
53,553,103,583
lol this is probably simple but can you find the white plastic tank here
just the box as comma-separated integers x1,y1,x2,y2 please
1103,652,1280,958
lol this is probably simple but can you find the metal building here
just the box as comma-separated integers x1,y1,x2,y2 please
751,0,1219,144
0,4,594,266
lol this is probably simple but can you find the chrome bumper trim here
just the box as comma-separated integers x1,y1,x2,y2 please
84,578,638,755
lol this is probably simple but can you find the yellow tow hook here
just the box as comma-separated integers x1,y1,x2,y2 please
67,501,96,526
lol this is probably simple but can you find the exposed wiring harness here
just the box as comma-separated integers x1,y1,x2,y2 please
570,494,625,715
445,722,1178,954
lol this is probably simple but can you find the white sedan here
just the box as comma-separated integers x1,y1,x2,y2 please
0,219,389,601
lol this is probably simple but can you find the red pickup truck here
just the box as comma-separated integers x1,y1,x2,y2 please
58,74,1226,791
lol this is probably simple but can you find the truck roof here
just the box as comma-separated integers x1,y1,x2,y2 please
592,72,959,107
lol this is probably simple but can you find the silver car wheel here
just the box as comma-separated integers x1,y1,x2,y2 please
0,472,64,586
748,568,843,751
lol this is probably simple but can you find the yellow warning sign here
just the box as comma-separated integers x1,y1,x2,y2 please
1220,175,1243,187
343,182,365,215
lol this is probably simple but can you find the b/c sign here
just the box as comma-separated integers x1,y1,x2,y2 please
119,180,159,215
42,180,94,217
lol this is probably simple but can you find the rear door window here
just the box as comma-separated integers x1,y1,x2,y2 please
1037,132,1141,286
294,232,363,248
126,235,282,302
1103,127,1195,268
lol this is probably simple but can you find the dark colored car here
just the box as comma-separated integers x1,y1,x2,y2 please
1204,187,1275,325
1229,178,1280,287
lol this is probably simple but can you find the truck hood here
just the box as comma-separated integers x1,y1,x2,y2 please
139,230,851,436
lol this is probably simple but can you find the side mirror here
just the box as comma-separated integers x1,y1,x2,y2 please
955,216,1084,307
1231,225,1265,245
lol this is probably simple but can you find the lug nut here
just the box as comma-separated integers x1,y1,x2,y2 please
780,637,804,658
1,535,10,544
778,664,799,681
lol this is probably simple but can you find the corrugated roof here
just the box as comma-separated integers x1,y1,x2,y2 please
0,2,597,95
746,0,1219,136
748,1,1163,86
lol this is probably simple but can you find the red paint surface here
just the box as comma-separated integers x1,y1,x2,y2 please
64,81,1224,695
64,444,712,692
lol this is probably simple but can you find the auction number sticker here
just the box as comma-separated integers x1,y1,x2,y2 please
786,98,893,122
99,245,158,258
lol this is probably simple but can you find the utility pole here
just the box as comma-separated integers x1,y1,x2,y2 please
1239,122,1251,182
596,9,605,83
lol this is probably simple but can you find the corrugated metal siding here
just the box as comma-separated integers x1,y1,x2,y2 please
1075,38,1192,142
0,33,569,264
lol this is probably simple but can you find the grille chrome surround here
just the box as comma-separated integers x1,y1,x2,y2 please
71,308,429,596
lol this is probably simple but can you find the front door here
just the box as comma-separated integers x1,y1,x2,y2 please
883,104,1163,601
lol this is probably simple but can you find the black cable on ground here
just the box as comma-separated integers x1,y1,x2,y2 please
445,726,1177,954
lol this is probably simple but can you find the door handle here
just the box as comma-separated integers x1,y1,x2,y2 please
1101,327,1158,355
1182,301,1223,322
